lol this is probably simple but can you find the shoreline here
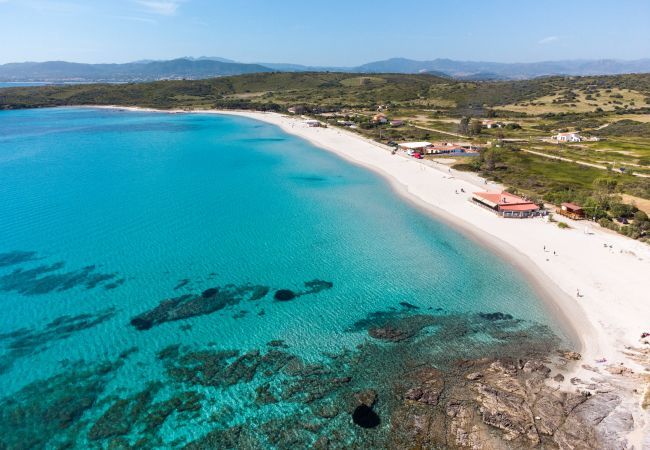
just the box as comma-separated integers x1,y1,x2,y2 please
82,105,649,443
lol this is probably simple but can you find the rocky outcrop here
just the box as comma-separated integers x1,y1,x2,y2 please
387,357,632,449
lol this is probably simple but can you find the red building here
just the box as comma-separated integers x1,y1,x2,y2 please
472,191,541,218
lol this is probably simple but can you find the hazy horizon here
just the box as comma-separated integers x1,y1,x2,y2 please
2,55,650,67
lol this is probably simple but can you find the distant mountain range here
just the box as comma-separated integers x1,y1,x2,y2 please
1,56,649,82
0,58,271,82
352,57,650,79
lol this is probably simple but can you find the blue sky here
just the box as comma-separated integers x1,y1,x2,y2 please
1,0,649,65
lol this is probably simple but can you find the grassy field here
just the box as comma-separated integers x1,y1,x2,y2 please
494,88,648,114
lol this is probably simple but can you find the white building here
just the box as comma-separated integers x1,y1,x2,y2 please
304,120,322,128
482,120,502,129
398,142,432,154
554,132,582,142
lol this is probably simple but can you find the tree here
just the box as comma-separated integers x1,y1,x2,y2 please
482,148,502,172
470,119,482,136
634,210,648,222
458,117,470,135
609,202,636,218
592,177,618,194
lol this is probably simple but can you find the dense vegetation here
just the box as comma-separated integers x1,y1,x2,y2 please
2,72,650,113
456,146,650,240
596,120,650,138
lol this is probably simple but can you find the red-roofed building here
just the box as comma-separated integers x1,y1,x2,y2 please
558,202,585,220
472,191,541,218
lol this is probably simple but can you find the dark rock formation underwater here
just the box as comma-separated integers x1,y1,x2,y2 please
0,305,624,449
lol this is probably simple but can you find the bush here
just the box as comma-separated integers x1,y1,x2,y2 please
557,222,570,229
609,202,637,218
598,218,620,232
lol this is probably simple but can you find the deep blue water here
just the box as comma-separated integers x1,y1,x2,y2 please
0,108,565,447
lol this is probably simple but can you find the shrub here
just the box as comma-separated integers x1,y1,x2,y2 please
557,222,570,229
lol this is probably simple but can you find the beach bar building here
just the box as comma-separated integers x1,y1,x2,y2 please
398,142,432,154
558,202,585,220
472,191,541,218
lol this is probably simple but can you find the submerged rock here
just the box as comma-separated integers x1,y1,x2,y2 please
352,404,380,428
130,283,270,330
0,308,117,374
274,289,296,301
479,312,514,321
558,350,582,360
173,278,191,290
354,389,378,408
202,287,218,298
0,359,122,449
368,325,411,342
0,257,121,295
302,279,333,294
0,250,39,267
399,301,419,310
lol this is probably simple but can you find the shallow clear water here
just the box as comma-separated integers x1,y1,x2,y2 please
0,108,565,447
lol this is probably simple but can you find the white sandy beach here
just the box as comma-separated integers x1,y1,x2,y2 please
95,106,650,444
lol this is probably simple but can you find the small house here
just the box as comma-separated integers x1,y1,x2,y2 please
304,119,322,128
558,202,585,220
554,132,581,142
482,120,503,129
288,105,309,114
373,113,388,124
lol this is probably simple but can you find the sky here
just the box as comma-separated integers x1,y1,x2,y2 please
1,0,649,65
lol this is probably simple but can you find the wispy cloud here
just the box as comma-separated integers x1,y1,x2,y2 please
136,0,184,16
538,36,560,45
113,15,157,24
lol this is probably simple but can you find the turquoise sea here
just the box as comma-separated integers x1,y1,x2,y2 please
0,108,567,447
0,82,51,88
